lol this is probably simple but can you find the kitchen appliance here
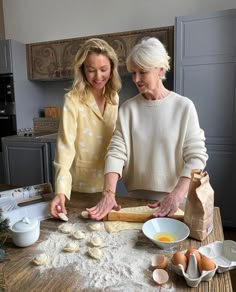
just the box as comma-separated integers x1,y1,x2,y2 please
0,73,17,151
0,40,45,183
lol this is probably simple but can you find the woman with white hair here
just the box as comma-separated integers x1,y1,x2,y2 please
87,37,208,220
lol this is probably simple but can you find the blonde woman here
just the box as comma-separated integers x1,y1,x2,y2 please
50,38,121,218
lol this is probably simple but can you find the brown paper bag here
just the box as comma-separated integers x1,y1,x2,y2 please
184,169,214,241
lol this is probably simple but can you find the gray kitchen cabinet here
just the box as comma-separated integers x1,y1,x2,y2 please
0,40,12,74
2,139,51,187
175,9,236,227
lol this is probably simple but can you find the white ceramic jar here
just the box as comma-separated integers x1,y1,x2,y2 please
11,217,40,247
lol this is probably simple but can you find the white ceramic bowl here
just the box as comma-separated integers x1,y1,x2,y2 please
142,218,190,249
11,217,40,247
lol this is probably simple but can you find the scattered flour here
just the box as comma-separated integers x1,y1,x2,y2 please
36,218,176,291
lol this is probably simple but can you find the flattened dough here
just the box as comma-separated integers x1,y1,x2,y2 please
104,206,184,233
104,221,143,233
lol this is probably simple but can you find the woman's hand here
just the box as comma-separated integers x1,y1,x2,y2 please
86,190,121,220
50,193,67,218
148,177,190,217
148,192,180,217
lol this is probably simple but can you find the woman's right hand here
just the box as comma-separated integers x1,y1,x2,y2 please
86,190,121,220
50,193,67,218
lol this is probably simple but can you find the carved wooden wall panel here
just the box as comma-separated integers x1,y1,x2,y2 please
26,26,174,81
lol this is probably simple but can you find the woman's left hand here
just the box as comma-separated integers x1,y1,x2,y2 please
148,192,181,217
149,176,190,217
86,191,121,220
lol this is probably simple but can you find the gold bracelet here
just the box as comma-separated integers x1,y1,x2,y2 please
103,189,116,195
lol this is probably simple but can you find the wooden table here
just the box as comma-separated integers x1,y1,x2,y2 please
0,190,233,291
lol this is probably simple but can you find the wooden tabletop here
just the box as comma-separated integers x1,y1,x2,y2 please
0,190,233,291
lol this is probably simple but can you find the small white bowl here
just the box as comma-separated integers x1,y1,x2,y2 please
11,217,40,247
142,218,190,249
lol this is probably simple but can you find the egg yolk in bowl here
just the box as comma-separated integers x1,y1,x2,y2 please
154,232,177,242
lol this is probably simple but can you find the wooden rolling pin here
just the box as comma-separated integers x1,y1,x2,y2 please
103,209,184,222
103,212,153,222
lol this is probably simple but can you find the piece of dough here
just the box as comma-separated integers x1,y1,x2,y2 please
59,223,73,234
58,213,69,222
63,242,79,252
72,230,86,240
33,253,48,266
88,247,103,260
88,222,103,231
104,221,143,233
104,206,184,233
90,235,103,247
81,211,89,218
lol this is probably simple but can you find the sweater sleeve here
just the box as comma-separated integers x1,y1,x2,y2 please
104,113,128,176
54,93,78,199
181,102,208,177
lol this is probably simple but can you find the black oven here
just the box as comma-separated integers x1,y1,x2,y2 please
0,73,17,151
0,74,15,103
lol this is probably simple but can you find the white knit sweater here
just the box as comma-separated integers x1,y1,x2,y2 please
104,91,208,192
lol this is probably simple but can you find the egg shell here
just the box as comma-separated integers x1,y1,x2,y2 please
151,254,168,270
171,251,188,271
152,269,169,285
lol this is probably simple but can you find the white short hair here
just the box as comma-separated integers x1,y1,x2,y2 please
126,37,170,79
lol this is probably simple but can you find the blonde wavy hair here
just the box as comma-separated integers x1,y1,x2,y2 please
71,38,121,104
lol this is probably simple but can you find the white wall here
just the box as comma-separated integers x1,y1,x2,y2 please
3,0,236,43
2,1,236,109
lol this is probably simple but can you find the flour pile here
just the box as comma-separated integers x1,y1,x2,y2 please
36,219,175,291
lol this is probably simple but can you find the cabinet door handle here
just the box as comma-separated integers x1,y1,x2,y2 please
0,116,10,119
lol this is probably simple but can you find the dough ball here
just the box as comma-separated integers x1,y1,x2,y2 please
88,222,103,231
63,242,79,252
72,230,86,240
59,223,73,234
81,211,89,218
88,247,103,260
33,253,48,266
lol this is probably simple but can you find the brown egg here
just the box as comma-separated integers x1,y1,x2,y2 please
152,269,169,285
185,248,201,263
171,251,188,271
199,255,216,273
151,254,168,270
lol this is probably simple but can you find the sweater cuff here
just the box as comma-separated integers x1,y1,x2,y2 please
104,156,124,176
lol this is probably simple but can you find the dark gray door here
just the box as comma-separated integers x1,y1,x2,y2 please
175,9,236,227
